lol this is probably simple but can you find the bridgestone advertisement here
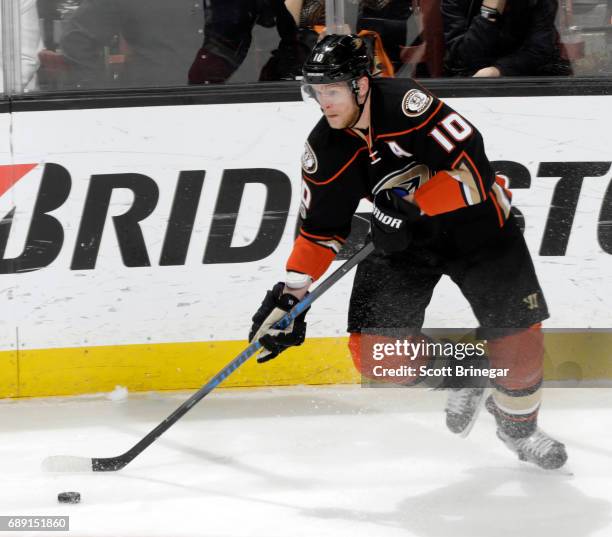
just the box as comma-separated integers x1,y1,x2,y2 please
1,96,611,396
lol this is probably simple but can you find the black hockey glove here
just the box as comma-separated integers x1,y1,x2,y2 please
249,282,308,363
371,189,421,254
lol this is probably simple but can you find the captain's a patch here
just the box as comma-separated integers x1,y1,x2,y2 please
301,141,318,174
401,89,433,117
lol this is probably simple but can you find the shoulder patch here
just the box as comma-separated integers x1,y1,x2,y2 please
301,141,318,174
401,89,433,118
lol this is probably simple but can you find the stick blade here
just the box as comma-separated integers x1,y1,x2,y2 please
42,455,94,473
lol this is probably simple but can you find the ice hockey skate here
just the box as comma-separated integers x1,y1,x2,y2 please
486,396,568,469
445,387,487,437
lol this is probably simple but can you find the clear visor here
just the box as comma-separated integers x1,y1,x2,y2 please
301,81,354,106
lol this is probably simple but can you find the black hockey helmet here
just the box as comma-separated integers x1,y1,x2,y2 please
302,34,371,85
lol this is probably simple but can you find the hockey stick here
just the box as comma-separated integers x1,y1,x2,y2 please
42,241,375,472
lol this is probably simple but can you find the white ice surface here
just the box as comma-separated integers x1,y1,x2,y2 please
1,386,611,537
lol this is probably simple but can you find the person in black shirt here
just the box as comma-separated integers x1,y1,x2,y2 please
188,0,412,84
188,0,311,84
442,0,571,77
248,34,568,470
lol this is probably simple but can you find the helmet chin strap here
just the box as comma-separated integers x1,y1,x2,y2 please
348,78,370,129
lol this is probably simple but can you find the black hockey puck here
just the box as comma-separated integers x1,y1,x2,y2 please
58,492,81,504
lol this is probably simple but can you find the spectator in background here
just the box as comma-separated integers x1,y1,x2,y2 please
59,0,204,89
442,0,571,77
187,0,307,84
188,0,412,84
0,0,43,92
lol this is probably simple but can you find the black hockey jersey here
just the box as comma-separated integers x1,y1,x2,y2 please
288,77,513,281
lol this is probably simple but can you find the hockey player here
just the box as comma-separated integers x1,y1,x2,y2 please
249,34,567,470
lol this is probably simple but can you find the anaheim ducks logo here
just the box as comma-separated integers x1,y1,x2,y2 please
301,141,318,174
372,162,430,196
401,89,433,117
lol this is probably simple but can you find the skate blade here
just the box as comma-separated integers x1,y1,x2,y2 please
515,459,575,476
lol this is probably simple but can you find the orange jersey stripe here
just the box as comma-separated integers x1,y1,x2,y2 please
300,229,346,244
375,102,444,140
414,171,467,216
286,235,336,281
452,151,487,200
495,175,513,200
303,147,369,186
